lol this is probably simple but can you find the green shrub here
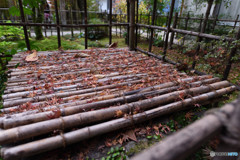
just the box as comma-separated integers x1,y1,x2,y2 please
88,18,108,40
0,21,25,41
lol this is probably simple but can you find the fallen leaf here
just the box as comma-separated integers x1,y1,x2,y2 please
25,50,38,62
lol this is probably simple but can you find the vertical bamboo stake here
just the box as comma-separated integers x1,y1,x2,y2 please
233,15,239,30
212,15,218,33
129,0,135,51
163,0,176,60
147,13,150,39
109,0,112,45
54,0,61,49
84,0,88,49
18,0,30,51
135,0,139,49
120,13,122,37
223,26,240,80
127,0,130,45
192,0,214,69
148,0,157,52
169,12,178,49
139,12,142,36
70,7,74,38
182,12,190,46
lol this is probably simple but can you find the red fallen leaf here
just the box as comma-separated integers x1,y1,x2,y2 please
117,137,124,145
104,139,112,147
47,109,61,119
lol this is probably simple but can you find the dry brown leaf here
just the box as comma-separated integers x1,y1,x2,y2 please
109,42,118,48
122,129,137,142
25,50,38,62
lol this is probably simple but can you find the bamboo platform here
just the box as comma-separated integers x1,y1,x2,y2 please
0,48,236,160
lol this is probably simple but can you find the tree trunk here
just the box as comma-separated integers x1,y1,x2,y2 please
59,0,67,25
31,1,45,40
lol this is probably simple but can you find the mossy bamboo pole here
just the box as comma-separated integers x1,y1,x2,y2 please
0,86,236,160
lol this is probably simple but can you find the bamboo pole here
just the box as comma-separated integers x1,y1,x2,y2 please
129,0,135,50
169,12,178,49
1,77,218,128
192,0,214,69
223,26,240,80
0,81,231,144
0,76,214,115
0,86,235,160
148,0,157,52
163,0,175,60
3,74,149,108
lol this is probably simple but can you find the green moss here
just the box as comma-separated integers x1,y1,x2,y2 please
126,140,152,156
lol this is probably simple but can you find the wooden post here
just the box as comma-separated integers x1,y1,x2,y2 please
135,0,139,49
192,0,214,69
148,0,157,52
212,17,217,33
109,0,112,45
70,8,74,38
182,12,190,46
54,0,61,49
120,13,122,37
223,26,240,80
163,0,176,60
84,0,88,49
169,12,178,49
18,0,30,51
129,0,135,51
233,15,239,30
147,13,150,39
127,0,130,45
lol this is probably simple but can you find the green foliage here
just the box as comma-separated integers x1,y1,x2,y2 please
153,34,164,47
0,21,25,41
102,146,127,160
88,18,108,40
9,0,42,16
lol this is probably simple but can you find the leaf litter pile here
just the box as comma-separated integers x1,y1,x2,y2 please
0,48,236,160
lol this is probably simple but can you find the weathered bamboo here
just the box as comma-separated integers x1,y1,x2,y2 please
148,0,157,52
3,76,145,99
163,0,176,60
1,77,218,128
223,26,240,80
192,0,213,69
0,81,231,144
182,12,189,46
8,56,146,76
169,12,178,49
3,74,149,108
129,0,135,50
0,86,236,160
1,77,217,115
131,94,240,160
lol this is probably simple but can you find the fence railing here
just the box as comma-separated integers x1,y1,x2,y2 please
131,96,240,160
132,0,240,82
0,0,239,82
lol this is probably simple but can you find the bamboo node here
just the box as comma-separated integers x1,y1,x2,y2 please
60,132,67,148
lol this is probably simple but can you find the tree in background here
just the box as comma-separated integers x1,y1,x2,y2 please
9,0,46,40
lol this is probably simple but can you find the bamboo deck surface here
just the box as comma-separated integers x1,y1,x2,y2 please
0,48,236,160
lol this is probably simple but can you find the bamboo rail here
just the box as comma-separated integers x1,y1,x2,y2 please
131,94,240,160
